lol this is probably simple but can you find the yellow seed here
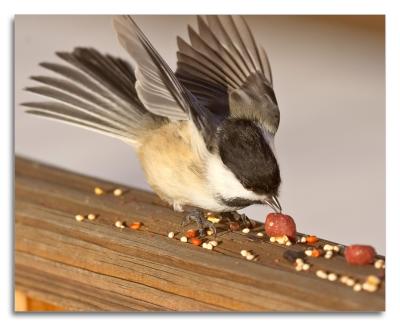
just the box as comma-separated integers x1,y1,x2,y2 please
87,213,96,221
366,275,381,286
206,229,214,236
269,236,276,243
295,264,303,271
113,188,123,196
302,263,310,271
340,275,349,283
94,187,104,195
207,216,221,224
285,241,292,246
75,214,85,222
346,278,355,287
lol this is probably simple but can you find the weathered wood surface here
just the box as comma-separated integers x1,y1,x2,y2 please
15,157,385,312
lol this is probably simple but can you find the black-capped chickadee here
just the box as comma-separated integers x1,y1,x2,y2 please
23,15,282,235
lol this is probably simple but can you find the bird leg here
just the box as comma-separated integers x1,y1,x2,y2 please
181,209,216,237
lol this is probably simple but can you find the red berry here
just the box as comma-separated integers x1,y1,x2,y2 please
344,245,376,265
264,213,297,240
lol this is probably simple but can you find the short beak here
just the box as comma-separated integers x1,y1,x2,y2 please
265,195,282,213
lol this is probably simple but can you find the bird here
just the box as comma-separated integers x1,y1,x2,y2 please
22,15,282,236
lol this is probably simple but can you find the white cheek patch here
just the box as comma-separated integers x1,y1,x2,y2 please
206,155,266,202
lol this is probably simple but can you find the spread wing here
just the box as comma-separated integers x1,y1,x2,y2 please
176,16,280,134
113,15,219,146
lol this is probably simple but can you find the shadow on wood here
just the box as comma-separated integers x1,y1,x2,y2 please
14,157,385,312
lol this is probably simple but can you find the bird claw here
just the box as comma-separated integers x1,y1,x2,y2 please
181,210,216,238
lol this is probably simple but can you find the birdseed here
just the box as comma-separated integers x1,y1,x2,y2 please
114,220,123,228
327,273,338,282
94,187,104,195
240,250,249,257
353,283,362,292
75,214,85,222
256,232,264,237
113,188,123,196
87,213,97,221
316,270,328,279
180,236,188,243
168,232,175,239
209,240,218,247
242,228,250,234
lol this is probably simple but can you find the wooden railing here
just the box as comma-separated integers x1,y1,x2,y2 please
14,157,385,312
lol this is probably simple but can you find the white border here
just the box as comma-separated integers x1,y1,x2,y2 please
2,0,398,324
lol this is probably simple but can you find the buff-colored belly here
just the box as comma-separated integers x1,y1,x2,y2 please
137,121,222,211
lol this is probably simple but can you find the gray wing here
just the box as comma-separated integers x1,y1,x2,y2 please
176,15,280,134
23,47,162,144
113,15,219,146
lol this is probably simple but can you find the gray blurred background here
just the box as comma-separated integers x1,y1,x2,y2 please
15,15,385,254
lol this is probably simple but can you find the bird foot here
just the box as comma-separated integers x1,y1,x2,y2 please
181,209,216,237
221,211,253,228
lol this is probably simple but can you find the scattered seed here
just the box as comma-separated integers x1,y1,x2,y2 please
269,236,276,243
180,236,188,243
366,275,381,286
295,258,304,265
346,278,356,287
242,228,250,234
333,245,341,253
300,236,307,243
113,188,123,196
327,273,338,282
115,220,123,228
207,216,221,224
209,240,218,247
306,235,318,244
241,250,249,257
75,214,85,222
94,187,104,195
340,275,349,284
185,229,198,239
311,248,321,257
129,222,142,230
316,270,328,279
191,238,202,246
323,244,334,251
295,264,303,271
168,231,175,239
305,249,313,257
246,254,255,261
353,283,362,292
256,232,264,237
324,250,333,259
302,263,310,271
206,229,214,236
362,282,378,292
120,225,125,229
374,259,385,269
202,242,213,250
87,213,97,221
285,241,292,246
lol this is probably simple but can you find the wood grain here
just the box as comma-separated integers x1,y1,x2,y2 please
14,157,385,312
